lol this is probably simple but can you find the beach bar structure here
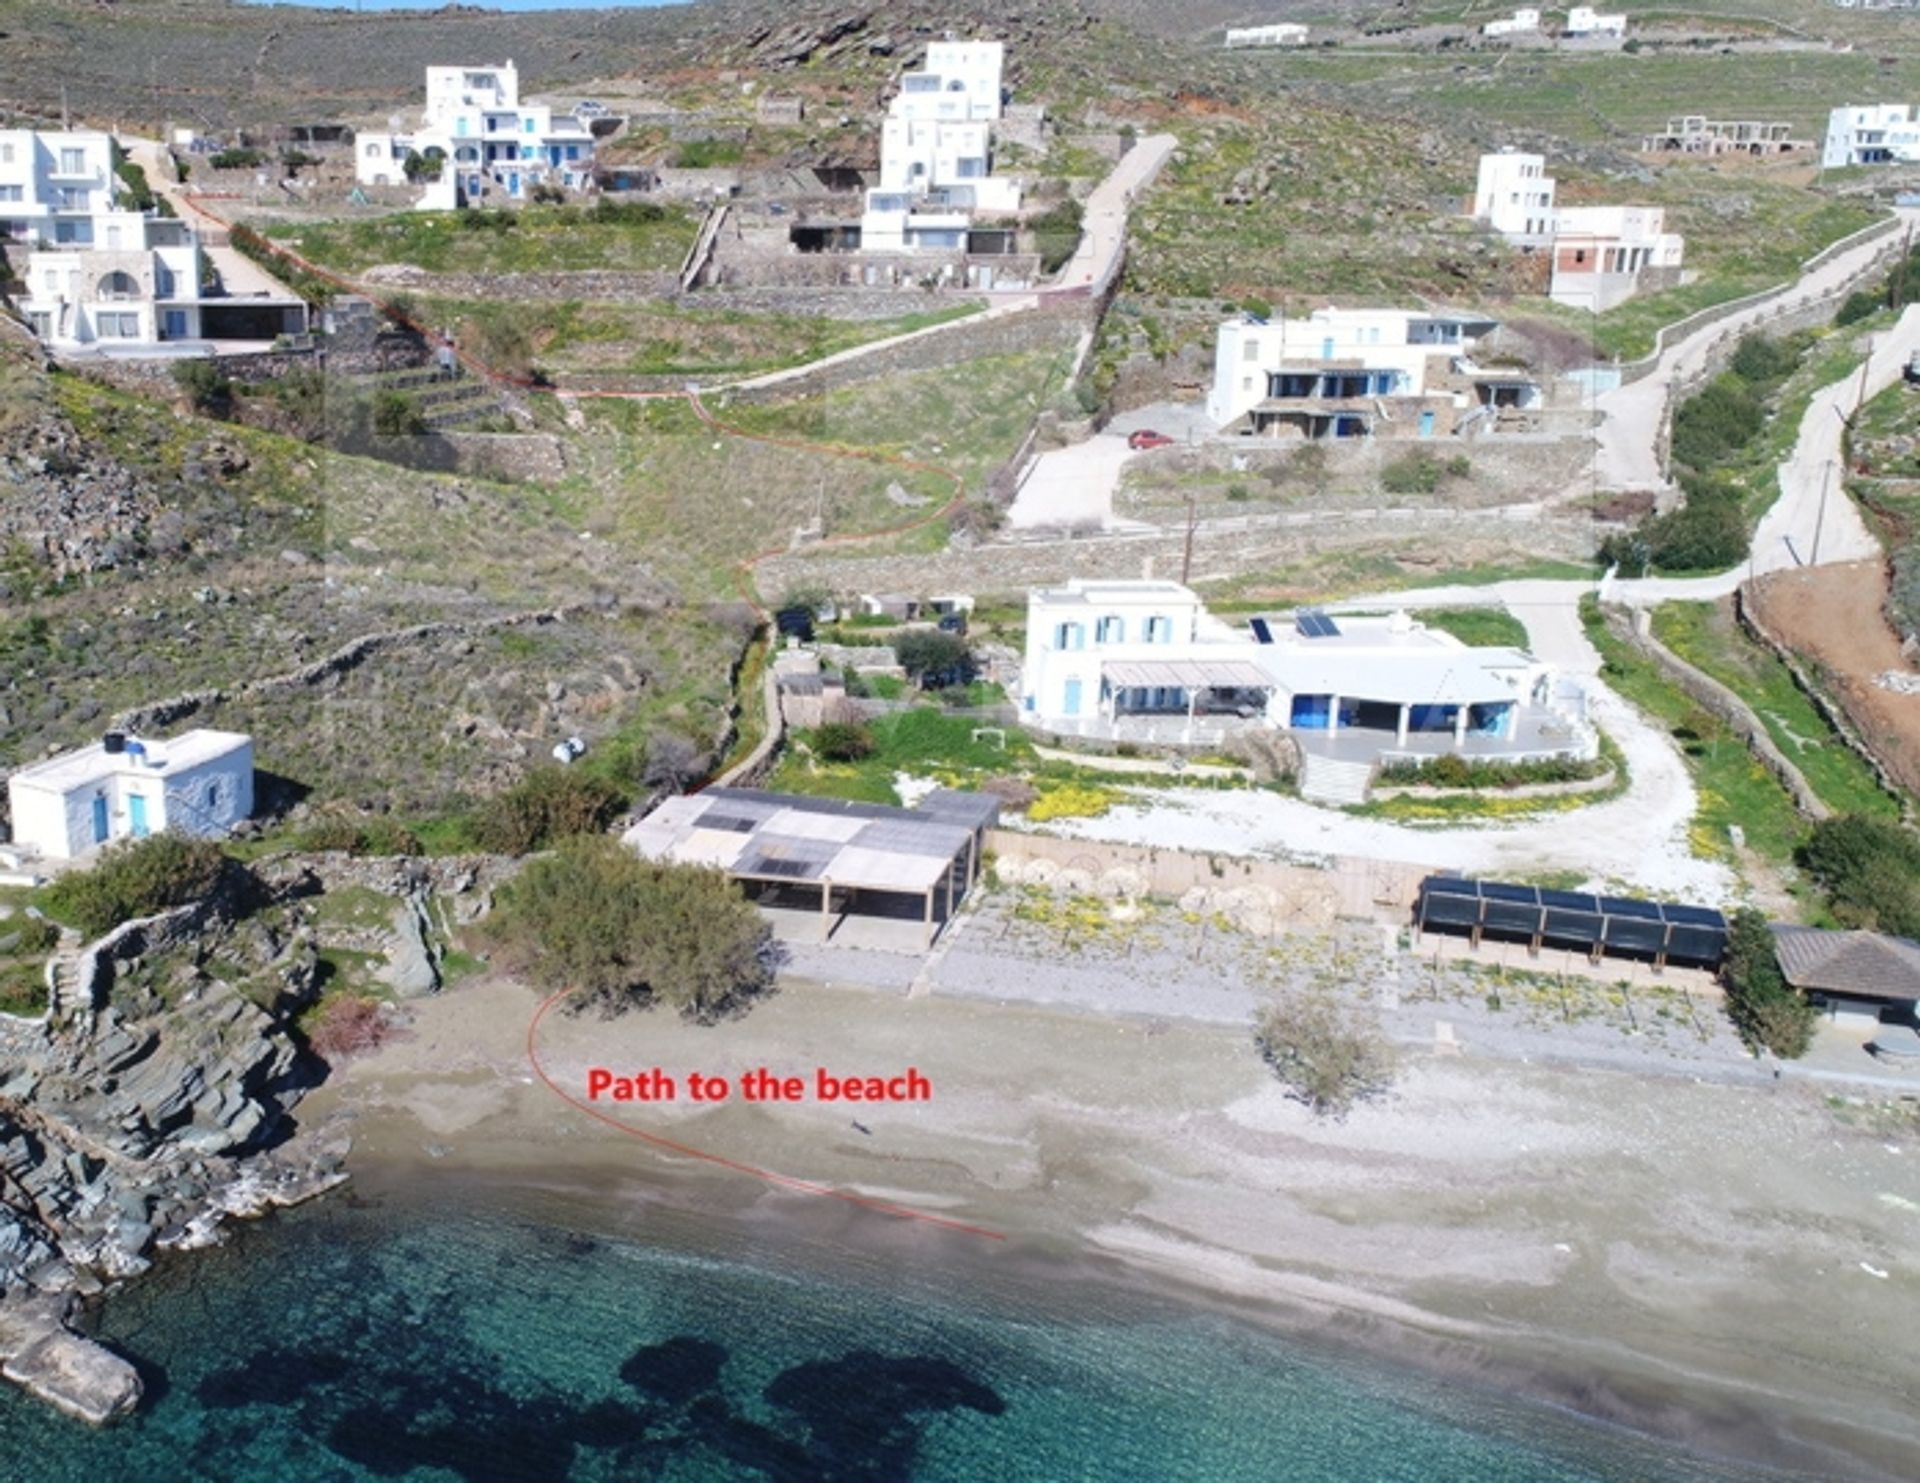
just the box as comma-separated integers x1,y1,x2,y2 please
1414,876,1728,969
623,786,998,948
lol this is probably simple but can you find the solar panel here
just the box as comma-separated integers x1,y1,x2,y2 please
1294,609,1342,639
700,814,760,834
1420,876,1479,898
1250,617,1275,645
750,857,818,880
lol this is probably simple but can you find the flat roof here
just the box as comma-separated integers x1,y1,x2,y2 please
1105,658,1274,690
8,729,252,794
623,786,996,897
1034,579,1199,607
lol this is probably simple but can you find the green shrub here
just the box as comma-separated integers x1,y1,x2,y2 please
486,835,772,1020
1797,814,1920,937
1253,991,1396,1116
298,815,424,857
208,147,267,170
892,630,973,687
1720,909,1817,1059
814,721,876,762
171,358,231,412
1029,195,1085,275
472,768,625,855
1670,373,1763,473
42,835,233,938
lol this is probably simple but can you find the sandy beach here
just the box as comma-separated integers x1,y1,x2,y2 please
298,962,1920,1482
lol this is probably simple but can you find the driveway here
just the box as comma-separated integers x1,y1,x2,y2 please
1049,134,1176,296
1005,433,1149,532
120,136,304,302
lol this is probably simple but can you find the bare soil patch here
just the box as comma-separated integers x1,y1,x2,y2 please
1749,559,1920,797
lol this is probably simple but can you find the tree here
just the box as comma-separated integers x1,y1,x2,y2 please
813,721,874,762
1797,815,1920,938
402,148,444,183
473,768,625,855
1720,909,1817,1060
43,834,236,938
642,732,704,793
171,357,232,414
487,836,774,1020
371,389,427,439
892,630,972,688
1253,991,1395,1116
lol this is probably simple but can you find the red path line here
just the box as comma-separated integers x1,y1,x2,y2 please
524,985,1007,1242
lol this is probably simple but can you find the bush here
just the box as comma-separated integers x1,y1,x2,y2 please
1379,453,1468,497
814,721,875,762
1670,372,1764,473
370,389,427,439
208,147,267,170
42,835,233,938
1253,992,1396,1116
1029,196,1085,275
1797,814,1920,937
304,992,400,1064
486,836,773,1020
298,814,424,857
892,630,973,688
472,768,625,855
1719,909,1817,1060
642,732,705,793
171,358,231,413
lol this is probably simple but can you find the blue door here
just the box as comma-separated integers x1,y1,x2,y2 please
128,794,149,838
1320,336,1335,360
162,310,187,339
91,795,109,844
1418,410,1436,439
1062,678,1083,717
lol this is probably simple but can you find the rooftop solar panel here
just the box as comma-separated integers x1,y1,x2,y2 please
1420,876,1479,897
1250,617,1275,645
1537,888,1599,911
1482,881,1541,904
700,814,760,834
1601,896,1664,920
1662,904,1728,926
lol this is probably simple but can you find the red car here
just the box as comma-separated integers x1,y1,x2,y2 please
1127,429,1175,450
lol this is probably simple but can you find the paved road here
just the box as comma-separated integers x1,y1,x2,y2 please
1051,133,1176,296
1583,210,1920,494
121,136,302,302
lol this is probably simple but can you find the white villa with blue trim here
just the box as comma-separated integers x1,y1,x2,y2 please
355,62,597,209
6,730,254,861
1019,580,1591,765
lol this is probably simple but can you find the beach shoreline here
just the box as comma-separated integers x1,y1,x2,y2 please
278,964,1920,1483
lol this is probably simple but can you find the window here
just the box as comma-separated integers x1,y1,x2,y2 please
1145,616,1173,644
97,270,139,301
0,142,11,163
1095,616,1125,645
54,189,89,213
206,782,220,809
365,143,380,157
1054,621,1085,651
27,312,49,337
96,312,139,339
58,147,86,174
42,269,57,292
1242,337,1259,362
524,118,537,134
0,185,19,202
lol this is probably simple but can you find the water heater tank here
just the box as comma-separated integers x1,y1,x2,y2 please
103,732,127,754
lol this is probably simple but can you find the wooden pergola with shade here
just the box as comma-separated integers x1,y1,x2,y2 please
623,787,999,949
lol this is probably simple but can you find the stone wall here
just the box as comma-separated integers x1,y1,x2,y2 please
359,266,680,302
986,828,1432,924
438,431,566,484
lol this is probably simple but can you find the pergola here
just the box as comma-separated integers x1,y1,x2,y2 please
623,787,998,948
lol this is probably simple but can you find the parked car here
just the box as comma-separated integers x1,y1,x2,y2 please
1127,429,1175,451
936,612,968,635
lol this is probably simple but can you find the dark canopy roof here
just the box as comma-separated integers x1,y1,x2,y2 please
1772,926,1920,1002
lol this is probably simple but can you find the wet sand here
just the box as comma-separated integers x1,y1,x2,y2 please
300,972,1920,1481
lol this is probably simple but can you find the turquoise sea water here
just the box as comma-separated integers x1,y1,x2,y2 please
0,1172,1778,1481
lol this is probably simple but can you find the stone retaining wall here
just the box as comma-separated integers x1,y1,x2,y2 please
360,266,681,301
1603,604,1830,821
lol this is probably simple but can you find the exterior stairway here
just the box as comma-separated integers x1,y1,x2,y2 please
1298,752,1376,807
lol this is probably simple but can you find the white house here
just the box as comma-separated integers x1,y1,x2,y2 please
1549,205,1686,311
355,61,598,208
1564,6,1628,36
1470,150,1685,309
1224,24,1309,47
6,730,255,861
1482,9,1541,37
1472,149,1557,242
860,39,1022,253
1821,104,1920,169
1206,307,1540,439
1019,581,1586,764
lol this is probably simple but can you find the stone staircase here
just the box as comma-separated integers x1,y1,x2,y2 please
1299,752,1376,807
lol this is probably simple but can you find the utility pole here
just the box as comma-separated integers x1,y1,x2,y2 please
1811,459,1833,568
1180,488,1197,586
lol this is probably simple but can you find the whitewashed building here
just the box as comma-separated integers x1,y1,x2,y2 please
1224,24,1309,47
1472,149,1557,242
1019,581,1587,767
860,40,1022,253
1820,104,1920,168
1470,150,1685,309
1564,6,1628,36
1482,9,1541,37
6,730,255,861
355,61,598,208
1206,308,1540,438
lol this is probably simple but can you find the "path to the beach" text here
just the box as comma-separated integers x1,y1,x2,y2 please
586,1066,932,1103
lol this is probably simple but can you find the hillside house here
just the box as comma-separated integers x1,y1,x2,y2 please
355,62,598,208
1470,150,1685,309
1564,6,1628,36
1821,104,1920,168
1019,581,1592,767
857,40,1022,254
1482,10,1541,37
2,129,304,352
6,730,254,861
1225,24,1309,47
1205,308,1541,439
1640,117,1809,156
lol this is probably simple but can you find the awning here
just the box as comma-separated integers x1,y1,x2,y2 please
1103,659,1275,690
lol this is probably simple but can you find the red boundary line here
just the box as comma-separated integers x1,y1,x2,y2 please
524,985,1007,1242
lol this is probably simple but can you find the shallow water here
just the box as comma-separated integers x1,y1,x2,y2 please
0,1170,1777,1481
